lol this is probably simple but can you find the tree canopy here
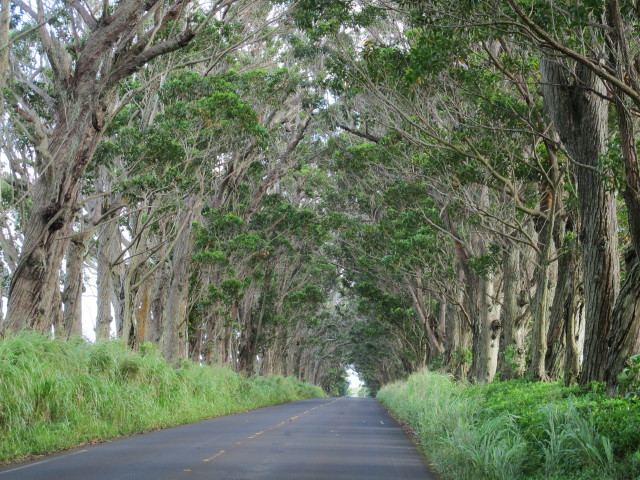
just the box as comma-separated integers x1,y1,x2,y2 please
1,0,640,397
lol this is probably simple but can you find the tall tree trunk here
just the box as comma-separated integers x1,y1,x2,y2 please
149,264,170,346
444,215,474,378
5,111,104,333
604,0,640,392
95,166,123,340
540,58,620,384
0,0,9,101
564,234,582,386
237,274,273,375
468,187,502,383
61,231,90,339
606,251,640,393
470,272,502,383
403,275,444,356
161,207,199,364
500,244,526,379
546,217,573,378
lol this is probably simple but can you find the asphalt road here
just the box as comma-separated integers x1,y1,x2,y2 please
0,397,438,479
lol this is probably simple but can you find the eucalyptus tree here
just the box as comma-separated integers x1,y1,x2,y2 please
485,0,640,390
350,0,640,389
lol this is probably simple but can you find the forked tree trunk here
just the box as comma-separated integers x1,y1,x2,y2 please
5,111,106,333
403,275,444,356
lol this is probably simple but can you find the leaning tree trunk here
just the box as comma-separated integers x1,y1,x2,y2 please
403,275,444,357
540,58,620,384
5,111,106,333
606,250,640,394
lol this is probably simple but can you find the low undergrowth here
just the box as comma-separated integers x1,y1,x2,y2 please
377,369,640,480
0,332,324,463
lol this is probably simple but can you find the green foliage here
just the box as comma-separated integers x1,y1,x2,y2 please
192,250,227,265
618,355,640,398
404,27,463,81
378,370,640,480
0,333,324,463
286,284,324,306
468,244,502,278
292,0,382,38
503,345,523,376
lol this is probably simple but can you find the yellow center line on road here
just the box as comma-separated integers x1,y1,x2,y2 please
192,398,341,471
203,450,226,462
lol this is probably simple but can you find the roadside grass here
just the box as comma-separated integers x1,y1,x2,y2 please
377,369,640,480
0,332,325,463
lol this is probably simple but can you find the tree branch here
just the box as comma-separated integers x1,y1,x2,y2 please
66,0,98,30
338,124,381,143
107,29,196,89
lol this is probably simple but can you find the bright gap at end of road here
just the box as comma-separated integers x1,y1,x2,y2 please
346,366,363,396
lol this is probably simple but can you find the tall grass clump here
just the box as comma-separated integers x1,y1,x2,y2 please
377,370,527,480
378,369,640,480
0,332,324,463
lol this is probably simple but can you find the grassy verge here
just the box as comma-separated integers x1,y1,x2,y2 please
0,332,325,463
377,369,640,480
